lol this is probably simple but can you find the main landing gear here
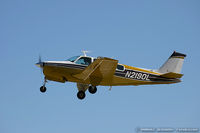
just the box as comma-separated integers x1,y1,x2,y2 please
77,91,86,100
77,85,97,100
88,86,97,94
40,78,47,93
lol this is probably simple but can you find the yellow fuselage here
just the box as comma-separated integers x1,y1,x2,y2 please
43,63,180,86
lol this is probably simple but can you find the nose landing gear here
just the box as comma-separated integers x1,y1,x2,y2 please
40,86,46,93
40,77,47,93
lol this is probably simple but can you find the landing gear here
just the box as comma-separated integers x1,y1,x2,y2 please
77,91,86,100
40,86,46,93
76,85,97,100
40,77,47,93
88,86,97,94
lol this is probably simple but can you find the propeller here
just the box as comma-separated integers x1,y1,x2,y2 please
36,55,44,68
35,55,44,75
39,55,42,64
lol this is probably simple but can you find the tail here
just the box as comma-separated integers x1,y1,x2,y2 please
158,51,186,74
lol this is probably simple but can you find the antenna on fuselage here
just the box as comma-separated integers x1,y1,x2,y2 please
82,50,90,57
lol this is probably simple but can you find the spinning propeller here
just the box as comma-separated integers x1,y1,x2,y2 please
36,55,44,68
35,55,45,76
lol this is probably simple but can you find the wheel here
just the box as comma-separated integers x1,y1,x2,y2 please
88,86,97,94
40,86,46,93
77,91,86,100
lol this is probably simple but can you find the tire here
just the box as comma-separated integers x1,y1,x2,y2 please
88,86,97,94
40,86,46,93
77,91,86,100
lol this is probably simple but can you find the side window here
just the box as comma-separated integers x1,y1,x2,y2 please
117,64,124,71
76,57,91,65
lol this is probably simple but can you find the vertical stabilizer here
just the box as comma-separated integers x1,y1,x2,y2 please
158,51,186,74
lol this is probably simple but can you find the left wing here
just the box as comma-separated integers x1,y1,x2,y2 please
73,57,118,85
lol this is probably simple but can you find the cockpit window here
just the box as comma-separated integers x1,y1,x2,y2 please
66,56,79,62
76,57,91,65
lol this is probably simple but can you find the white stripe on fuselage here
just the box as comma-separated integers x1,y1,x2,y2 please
45,61,74,64
44,61,87,69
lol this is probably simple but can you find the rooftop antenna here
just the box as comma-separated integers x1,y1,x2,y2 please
82,50,90,57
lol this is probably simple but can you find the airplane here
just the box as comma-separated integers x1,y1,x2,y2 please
35,51,186,100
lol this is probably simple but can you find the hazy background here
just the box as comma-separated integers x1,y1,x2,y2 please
0,0,199,133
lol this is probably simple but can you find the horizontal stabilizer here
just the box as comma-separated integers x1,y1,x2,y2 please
160,72,183,79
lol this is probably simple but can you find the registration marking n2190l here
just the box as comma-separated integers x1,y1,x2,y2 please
125,71,150,80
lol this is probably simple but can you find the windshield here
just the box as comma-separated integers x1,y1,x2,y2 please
66,56,79,62
76,57,91,65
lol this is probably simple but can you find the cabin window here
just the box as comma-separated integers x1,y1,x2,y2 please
117,64,124,71
76,57,91,65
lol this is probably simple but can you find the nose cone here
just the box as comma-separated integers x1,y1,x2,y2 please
35,62,43,68
35,62,40,67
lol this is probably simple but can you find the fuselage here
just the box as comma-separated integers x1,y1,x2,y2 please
39,55,180,86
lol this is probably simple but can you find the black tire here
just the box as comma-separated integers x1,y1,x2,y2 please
88,86,97,94
77,91,86,100
40,86,46,93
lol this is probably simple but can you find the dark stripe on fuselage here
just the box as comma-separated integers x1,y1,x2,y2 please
44,62,86,69
115,69,176,82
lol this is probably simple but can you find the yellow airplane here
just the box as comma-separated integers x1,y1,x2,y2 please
36,51,186,100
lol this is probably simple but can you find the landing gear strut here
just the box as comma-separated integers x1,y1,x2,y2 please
40,77,47,93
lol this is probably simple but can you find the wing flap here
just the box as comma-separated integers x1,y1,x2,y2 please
160,72,183,79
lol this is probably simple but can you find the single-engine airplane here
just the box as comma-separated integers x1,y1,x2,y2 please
36,51,186,100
